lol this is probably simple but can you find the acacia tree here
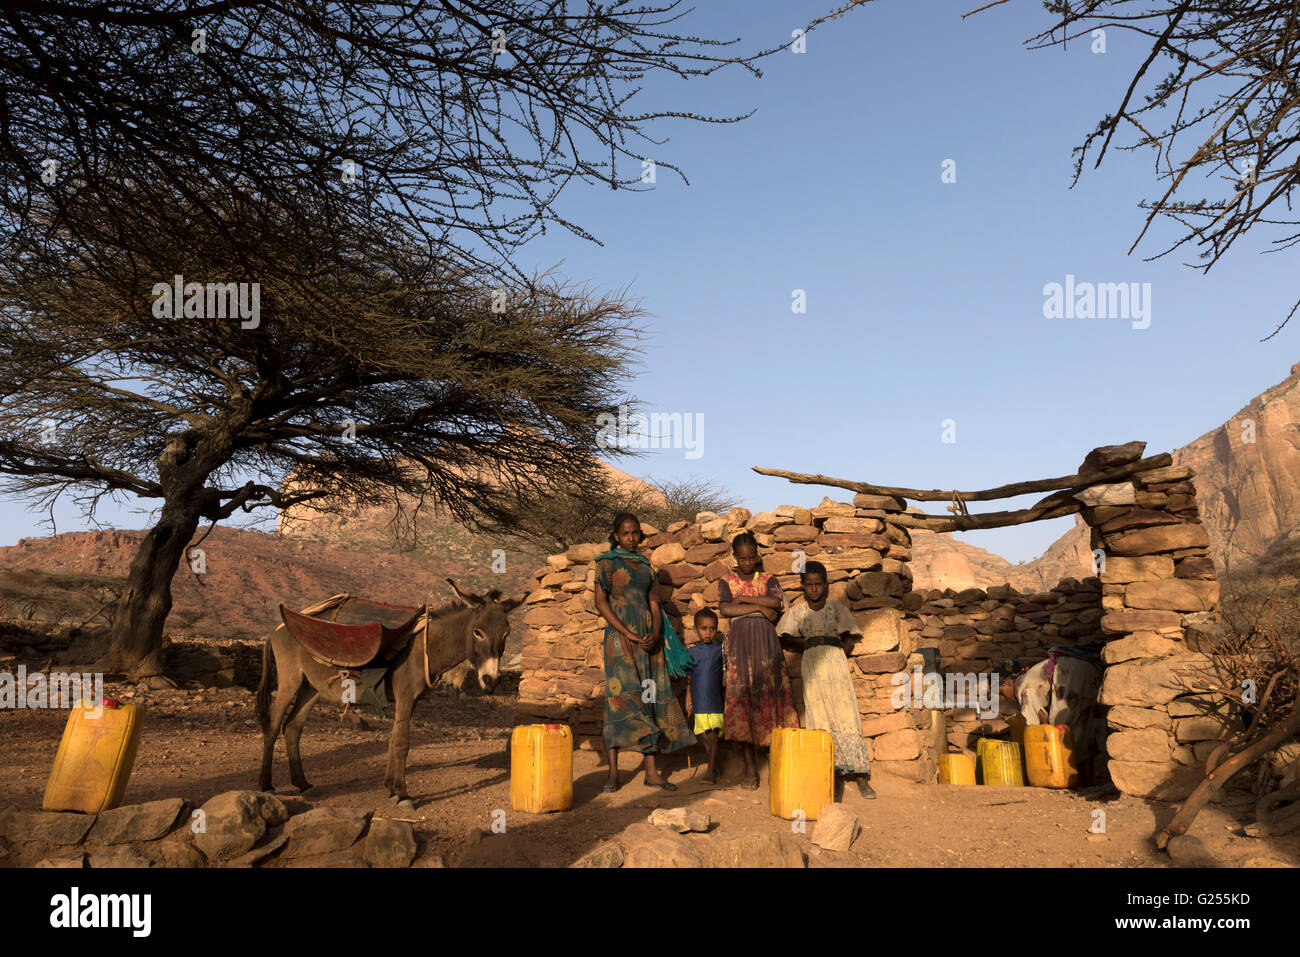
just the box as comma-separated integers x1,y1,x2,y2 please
0,2,875,681
0,185,646,680
975,1,1300,338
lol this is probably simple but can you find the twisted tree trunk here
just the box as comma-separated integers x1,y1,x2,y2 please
103,497,204,682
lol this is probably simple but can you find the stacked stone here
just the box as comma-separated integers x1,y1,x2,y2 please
517,495,922,751
516,444,1230,801
910,577,1104,754
1078,445,1227,801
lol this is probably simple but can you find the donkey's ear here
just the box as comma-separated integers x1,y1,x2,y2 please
500,591,527,613
446,578,483,605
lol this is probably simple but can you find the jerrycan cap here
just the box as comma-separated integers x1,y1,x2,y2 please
102,697,121,708
543,723,561,730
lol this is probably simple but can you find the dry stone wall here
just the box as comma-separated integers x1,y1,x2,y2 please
517,446,1228,800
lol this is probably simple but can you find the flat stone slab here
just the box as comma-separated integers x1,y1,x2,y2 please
0,810,96,846
89,798,185,846
281,807,370,859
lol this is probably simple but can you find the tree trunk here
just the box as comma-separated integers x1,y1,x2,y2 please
103,498,204,682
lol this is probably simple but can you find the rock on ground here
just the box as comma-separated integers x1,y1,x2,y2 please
363,818,418,868
648,807,710,833
811,804,861,852
193,790,288,861
89,798,186,846
572,841,625,868
281,806,371,859
620,822,702,868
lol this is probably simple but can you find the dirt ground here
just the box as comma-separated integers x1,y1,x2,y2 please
3,675,1298,868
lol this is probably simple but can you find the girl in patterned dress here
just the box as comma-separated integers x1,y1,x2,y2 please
592,513,696,791
776,561,876,799
717,531,799,790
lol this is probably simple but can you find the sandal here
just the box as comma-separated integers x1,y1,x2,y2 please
741,774,759,791
645,779,677,791
601,780,620,793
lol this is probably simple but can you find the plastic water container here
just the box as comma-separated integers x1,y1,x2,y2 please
510,723,573,813
1024,724,1078,789
937,752,976,785
976,737,1025,787
44,699,143,814
769,727,835,820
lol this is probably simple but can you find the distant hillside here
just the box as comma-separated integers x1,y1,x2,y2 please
0,527,528,640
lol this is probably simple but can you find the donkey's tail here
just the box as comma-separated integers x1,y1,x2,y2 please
255,634,274,735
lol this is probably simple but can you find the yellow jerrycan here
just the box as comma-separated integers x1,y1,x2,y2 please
44,698,143,814
769,727,835,820
937,752,976,785
510,723,573,813
1024,724,1078,788
976,737,1025,787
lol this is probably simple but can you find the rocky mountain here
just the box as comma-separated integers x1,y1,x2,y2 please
1173,362,1300,578
906,362,1300,591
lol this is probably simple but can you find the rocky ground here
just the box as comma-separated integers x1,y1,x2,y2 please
2,671,1297,868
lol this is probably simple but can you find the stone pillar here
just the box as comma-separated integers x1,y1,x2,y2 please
1079,447,1227,800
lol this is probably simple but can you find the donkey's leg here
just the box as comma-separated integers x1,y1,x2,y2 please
283,685,321,792
388,688,418,802
259,667,305,792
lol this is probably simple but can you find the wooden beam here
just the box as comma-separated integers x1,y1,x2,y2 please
891,495,1083,533
752,452,1172,503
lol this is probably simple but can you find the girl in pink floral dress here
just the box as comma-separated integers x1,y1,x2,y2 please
717,531,799,789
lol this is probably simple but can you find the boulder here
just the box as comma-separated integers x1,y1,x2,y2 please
648,807,710,834
281,806,370,859
34,852,85,868
89,798,186,846
620,822,703,868
811,804,861,852
193,790,288,861
363,818,417,868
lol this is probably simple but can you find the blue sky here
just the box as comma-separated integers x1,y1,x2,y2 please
2,0,1294,561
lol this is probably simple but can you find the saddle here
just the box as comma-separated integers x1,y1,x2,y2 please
278,595,424,669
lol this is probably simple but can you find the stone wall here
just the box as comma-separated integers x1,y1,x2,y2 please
517,446,1228,800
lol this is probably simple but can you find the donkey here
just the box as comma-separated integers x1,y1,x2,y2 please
256,579,523,803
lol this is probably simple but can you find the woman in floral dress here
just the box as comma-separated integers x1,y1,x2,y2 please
593,512,696,791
